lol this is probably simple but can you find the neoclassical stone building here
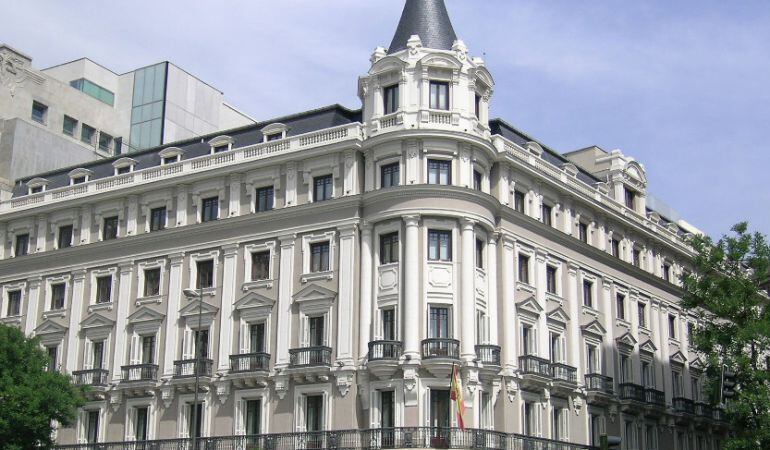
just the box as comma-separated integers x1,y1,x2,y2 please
0,1,726,449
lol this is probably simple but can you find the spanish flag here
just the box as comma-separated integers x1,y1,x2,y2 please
450,364,465,430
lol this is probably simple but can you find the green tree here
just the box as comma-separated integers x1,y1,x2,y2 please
682,222,770,450
0,324,84,450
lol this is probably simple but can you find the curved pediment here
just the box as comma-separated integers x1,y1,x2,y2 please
473,65,495,88
370,55,407,76
68,167,93,179
159,146,185,158
419,52,463,70
112,157,137,169
26,177,49,188
208,135,234,148
624,160,647,185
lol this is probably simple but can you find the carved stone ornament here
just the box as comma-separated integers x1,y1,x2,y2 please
335,371,355,397
109,391,122,412
403,367,417,391
571,395,583,415
274,375,289,400
407,35,423,56
0,53,27,96
505,377,519,402
215,380,230,404
608,404,618,423
160,387,174,409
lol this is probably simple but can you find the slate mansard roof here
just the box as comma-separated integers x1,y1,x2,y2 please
388,0,459,53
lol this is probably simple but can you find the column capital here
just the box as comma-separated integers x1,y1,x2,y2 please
279,234,297,246
501,233,516,249
169,252,185,265
403,215,420,227
487,232,500,245
338,223,358,238
26,276,42,288
118,262,135,274
222,243,240,256
360,220,373,234
460,218,476,231
72,269,88,281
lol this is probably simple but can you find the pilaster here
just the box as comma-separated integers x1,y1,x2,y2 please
228,174,242,218
175,185,188,227
275,235,295,368
24,276,42,335
126,195,138,236
284,162,297,207
358,223,373,365
162,253,185,378
486,233,499,345
460,218,476,362
566,263,581,379
66,269,87,374
500,235,516,373
110,263,133,381
336,224,357,366
79,205,92,245
218,244,239,372
35,215,47,253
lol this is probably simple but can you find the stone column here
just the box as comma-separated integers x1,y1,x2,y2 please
651,301,663,389
24,277,42,336
0,224,6,259
535,249,549,357
66,270,87,373
275,235,295,368
110,264,133,381
162,253,185,378
358,223,374,365
596,220,607,252
487,234,499,345
403,215,421,361
337,225,357,366
659,305,672,402
228,174,242,218
460,219,477,362
217,244,239,372
500,236,516,373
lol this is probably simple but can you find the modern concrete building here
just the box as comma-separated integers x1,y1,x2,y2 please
0,45,255,200
0,1,726,449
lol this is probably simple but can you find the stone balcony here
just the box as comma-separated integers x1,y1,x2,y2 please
229,352,271,388
518,355,552,391
286,346,332,382
421,338,460,378
120,363,159,396
367,340,402,380
584,373,614,405
618,383,646,412
550,363,578,396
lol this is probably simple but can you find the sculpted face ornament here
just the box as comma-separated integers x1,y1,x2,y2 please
0,53,28,97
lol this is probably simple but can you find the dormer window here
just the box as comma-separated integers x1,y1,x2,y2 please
208,136,234,154
159,147,184,165
624,188,636,210
474,94,481,119
383,84,399,115
265,133,282,142
68,168,93,186
26,177,49,195
163,156,178,165
30,186,43,194
429,81,450,110
112,157,137,176
261,123,287,143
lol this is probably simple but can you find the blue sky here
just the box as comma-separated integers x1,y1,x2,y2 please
3,0,768,237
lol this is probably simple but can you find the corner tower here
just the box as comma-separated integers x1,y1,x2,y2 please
359,0,494,137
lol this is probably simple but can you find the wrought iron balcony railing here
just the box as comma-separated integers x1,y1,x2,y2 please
672,397,695,414
72,369,109,386
518,355,552,377
584,373,614,394
712,407,726,422
173,358,213,378
289,346,332,368
121,363,158,382
475,345,501,366
368,340,403,361
550,363,577,383
229,352,270,373
618,383,645,402
421,338,460,360
644,388,666,407
694,402,712,418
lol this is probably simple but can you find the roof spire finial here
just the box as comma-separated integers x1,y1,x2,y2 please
388,0,458,53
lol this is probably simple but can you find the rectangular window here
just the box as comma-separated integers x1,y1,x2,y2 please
429,81,450,110
427,229,452,262
92,341,104,369
187,402,203,439
141,335,155,364
380,163,400,188
135,407,149,441
473,170,482,191
668,314,677,339
480,392,492,429
642,361,653,387
98,132,113,152
251,251,270,281
72,175,87,185
63,115,77,136
245,399,262,435
143,268,161,297
313,175,333,202
305,395,324,432
213,145,228,153
691,377,701,401
383,84,399,115
255,186,274,212
149,207,166,232
620,355,630,382
553,408,566,441
523,402,535,436
616,293,625,320
541,204,552,226
70,78,115,106
310,242,330,273
474,94,482,119
380,391,395,429
116,165,131,175
58,225,73,249
95,276,112,304
632,248,641,267
382,308,396,341
638,303,647,328
308,316,325,347
550,332,563,363
514,191,525,213
47,346,58,372
196,260,214,289
15,234,29,256
201,197,219,222
475,239,484,269
265,132,282,142
194,329,209,359
518,254,530,284
611,238,621,258
86,410,99,443
6,290,21,317
625,188,636,209
103,216,119,240
586,344,599,373
521,325,533,355
51,283,66,310
81,124,96,145
30,186,43,194
31,101,48,124
427,159,451,185
663,263,672,282
379,232,399,265
672,370,682,396
250,323,266,353
583,280,593,308
429,306,450,338
546,266,557,294
578,223,588,243
163,156,178,165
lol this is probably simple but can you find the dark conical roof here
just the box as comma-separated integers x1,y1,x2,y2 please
388,0,458,53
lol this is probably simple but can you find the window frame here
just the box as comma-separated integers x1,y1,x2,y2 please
379,232,400,265
429,80,450,110
427,159,452,185
31,100,48,124
427,229,452,262
200,196,220,223
383,84,400,115
380,162,400,189
255,186,274,213
312,174,334,202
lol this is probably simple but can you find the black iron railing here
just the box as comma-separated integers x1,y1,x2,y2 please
712,407,725,422
121,364,158,382
368,341,403,361
644,388,665,407
694,402,712,418
421,338,460,360
52,427,599,450
550,363,577,383
230,352,270,373
584,374,614,394
289,346,332,367
72,369,109,386
672,397,695,414
618,383,645,402
173,358,213,378
475,345,501,366
519,355,552,377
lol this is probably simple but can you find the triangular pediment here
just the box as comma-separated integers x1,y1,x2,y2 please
670,351,688,365
80,312,115,330
690,357,705,371
234,292,275,311
547,306,570,325
179,299,219,317
516,296,543,316
34,319,67,336
293,283,337,304
127,306,166,324
639,339,657,354
581,320,607,338
615,332,637,348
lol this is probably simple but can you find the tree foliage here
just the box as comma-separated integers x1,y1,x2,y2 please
0,324,84,450
682,222,770,450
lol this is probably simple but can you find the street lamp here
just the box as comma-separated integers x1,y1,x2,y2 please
183,288,204,450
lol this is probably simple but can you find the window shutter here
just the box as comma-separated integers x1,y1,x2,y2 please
302,318,309,347
83,339,93,370
536,404,543,437
129,334,141,365
297,396,306,432
561,409,569,441
183,329,194,359
235,399,246,435
240,322,250,354
180,404,189,438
